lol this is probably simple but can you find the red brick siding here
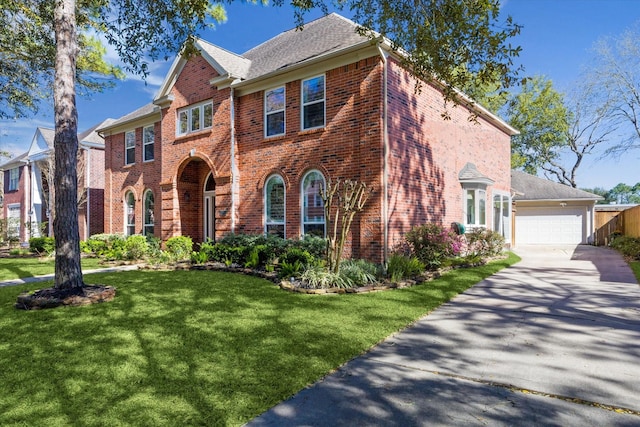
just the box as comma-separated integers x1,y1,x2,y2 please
386,58,512,247
236,58,385,261
2,165,27,241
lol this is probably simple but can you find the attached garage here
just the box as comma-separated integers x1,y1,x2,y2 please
511,170,602,246
515,206,586,244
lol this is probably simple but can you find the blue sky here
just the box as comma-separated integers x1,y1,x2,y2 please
1,0,638,190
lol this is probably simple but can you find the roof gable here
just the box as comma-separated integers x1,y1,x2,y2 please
511,170,603,201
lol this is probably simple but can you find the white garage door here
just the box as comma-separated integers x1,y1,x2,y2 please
516,207,585,244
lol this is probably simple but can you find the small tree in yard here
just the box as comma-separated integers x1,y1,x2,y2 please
320,179,371,274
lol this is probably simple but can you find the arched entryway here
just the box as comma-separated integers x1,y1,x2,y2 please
176,157,213,243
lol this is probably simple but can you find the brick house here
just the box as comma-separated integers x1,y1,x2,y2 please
0,123,109,244
99,13,517,262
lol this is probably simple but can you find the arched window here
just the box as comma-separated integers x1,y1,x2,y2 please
301,170,325,237
143,190,154,236
265,175,285,238
125,191,135,236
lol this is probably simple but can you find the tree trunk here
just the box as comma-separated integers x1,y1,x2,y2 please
53,0,84,289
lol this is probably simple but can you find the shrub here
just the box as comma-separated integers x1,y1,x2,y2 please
278,260,303,279
201,242,247,265
29,237,55,255
386,253,425,282
287,235,327,260
85,234,126,256
404,223,463,270
280,247,316,268
191,250,209,265
465,228,505,258
339,259,379,286
244,244,274,269
610,235,640,260
165,236,193,261
123,235,149,260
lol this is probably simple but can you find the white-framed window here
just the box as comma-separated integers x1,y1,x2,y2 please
493,192,511,242
125,131,135,165
143,125,154,162
143,190,154,236
8,168,19,191
301,170,325,237
464,188,486,227
7,203,20,238
125,191,135,236
265,86,285,137
177,101,213,136
301,75,325,130
264,174,285,238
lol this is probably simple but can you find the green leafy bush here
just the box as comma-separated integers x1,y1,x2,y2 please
339,259,379,286
405,223,463,270
287,235,327,260
278,260,303,279
123,235,149,260
610,235,640,260
191,250,209,265
280,247,316,268
465,228,505,257
29,237,55,255
85,234,126,256
165,236,193,261
386,253,425,282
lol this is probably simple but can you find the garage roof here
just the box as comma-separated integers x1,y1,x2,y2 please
511,170,603,201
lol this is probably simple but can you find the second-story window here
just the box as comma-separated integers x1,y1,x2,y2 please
302,75,325,130
265,86,285,137
125,131,135,165
143,125,154,162
8,167,19,191
177,101,213,136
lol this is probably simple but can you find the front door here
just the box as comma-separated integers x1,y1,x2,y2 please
203,173,216,241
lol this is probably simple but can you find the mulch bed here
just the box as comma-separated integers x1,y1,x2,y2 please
15,285,116,310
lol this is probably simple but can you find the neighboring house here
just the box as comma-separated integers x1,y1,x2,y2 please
511,170,603,245
99,13,517,263
0,123,111,245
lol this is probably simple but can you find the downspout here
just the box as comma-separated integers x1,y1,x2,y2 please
84,145,90,240
26,160,32,244
377,43,389,264
230,87,237,233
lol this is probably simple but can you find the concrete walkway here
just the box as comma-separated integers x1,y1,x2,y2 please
0,264,140,288
247,245,640,426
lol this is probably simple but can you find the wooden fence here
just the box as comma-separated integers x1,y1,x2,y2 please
595,205,640,246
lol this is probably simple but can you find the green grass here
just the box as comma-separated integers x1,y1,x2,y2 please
630,261,640,283
0,253,520,426
0,256,106,281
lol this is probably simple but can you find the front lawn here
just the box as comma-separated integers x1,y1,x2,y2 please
0,256,106,281
0,253,519,426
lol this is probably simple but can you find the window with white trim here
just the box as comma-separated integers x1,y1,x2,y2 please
176,101,213,136
302,75,325,130
143,125,154,162
125,131,135,165
143,190,154,236
301,170,325,237
464,188,486,227
265,175,285,238
493,192,511,242
265,87,285,137
125,191,135,236
8,168,19,191
7,203,20,238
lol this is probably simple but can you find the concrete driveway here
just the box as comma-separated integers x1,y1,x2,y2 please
247,245,640,426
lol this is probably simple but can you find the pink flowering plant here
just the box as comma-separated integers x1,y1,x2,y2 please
404,223,464,270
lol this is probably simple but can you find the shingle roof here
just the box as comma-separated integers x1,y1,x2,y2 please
38,127,55,149
198,40,252,78
102,103,158,129
242,13,368,79
79,118,116,145
0,151,29,170
511,170,602,201
458,162,495,184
